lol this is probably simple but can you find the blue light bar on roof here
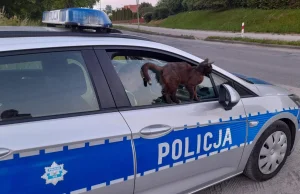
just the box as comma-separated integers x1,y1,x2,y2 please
42,8,113,28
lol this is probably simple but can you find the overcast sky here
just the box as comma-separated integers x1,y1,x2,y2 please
94,0,159,10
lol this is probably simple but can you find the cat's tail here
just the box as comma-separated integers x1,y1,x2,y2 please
140,63,163,87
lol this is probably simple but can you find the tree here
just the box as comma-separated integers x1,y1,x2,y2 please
138,2,153,16
105,5,112,14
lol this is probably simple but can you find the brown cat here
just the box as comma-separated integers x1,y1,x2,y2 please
140,59,213,104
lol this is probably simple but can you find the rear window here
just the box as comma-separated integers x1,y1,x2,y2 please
0,51,99,122
0,61,42,70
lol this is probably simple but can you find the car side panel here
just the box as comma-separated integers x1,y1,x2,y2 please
238,95,299,172
0,113,135,194
120,101,247,194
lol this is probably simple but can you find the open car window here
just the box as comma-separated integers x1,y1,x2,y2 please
108,49,217,107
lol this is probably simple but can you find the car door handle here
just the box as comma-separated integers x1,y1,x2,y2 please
140,124,173,139
0,148,11,158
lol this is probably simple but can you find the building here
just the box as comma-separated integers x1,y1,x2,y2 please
123,5,139,13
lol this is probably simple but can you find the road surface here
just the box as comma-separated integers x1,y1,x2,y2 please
122,30,300,194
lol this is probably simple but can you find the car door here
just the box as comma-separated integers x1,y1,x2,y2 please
0,48,134,194
95,47,248,194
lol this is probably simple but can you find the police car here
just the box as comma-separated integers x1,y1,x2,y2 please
0,29,299,194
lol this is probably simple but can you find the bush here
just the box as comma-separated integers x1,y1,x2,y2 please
144,12,153,23
153,7,170,20
158,7,170,19
152,9,159,20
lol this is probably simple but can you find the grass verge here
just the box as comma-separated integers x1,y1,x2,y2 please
205,36,300,47
147,9,300,34
113,25,195,39
0,9,41,26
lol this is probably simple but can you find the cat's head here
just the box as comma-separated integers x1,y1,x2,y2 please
197,58,213,76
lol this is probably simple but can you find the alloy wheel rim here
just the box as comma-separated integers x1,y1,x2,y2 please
258,131,287,174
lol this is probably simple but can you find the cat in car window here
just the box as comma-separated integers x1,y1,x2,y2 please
140,59,213,104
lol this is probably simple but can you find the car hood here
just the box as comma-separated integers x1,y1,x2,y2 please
232,73,292,96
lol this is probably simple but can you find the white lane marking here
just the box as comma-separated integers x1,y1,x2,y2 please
209,151,218,156
144,169,156,175
45,146,63,153
71,188,87,194
68,143,85,150
159,165,170,171
240,143,245,147
91,183,106,190
20,150,39,158
197,154,207,159
110,178,124,185
186,157,196,163
220,148,229,153
90,139,105,146
109,137,123,143
173,161,184,166
230,145,238,150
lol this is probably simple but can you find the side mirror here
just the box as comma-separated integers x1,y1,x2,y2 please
219,84,241,111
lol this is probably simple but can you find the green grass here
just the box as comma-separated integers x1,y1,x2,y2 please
152,9,300,34
0,9,41,26
205,36,300,47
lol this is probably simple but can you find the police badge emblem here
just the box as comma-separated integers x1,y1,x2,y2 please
41,162,67,185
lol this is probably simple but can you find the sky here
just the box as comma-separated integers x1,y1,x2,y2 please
94,0,159,10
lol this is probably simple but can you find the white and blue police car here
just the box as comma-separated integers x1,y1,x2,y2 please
0,28,299,194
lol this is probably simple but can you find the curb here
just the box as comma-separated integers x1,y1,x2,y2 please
204,39,300,50
113,26,196,40
115,26,300,50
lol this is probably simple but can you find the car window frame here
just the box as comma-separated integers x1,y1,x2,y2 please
0,46,116,126
94,46,221,111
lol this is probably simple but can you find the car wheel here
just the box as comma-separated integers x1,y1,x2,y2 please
244,120,291,181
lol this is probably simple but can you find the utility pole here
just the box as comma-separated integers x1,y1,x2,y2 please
136,0,140,29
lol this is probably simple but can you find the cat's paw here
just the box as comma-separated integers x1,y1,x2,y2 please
175,100,181,104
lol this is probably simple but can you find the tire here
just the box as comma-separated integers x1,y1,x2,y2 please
244,120,291,181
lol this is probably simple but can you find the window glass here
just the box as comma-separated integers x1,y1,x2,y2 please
0,51,99,121
109,50,217,107
211,73,234,93
211,73,253,97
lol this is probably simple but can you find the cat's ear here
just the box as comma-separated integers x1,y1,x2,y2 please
201,58,209,64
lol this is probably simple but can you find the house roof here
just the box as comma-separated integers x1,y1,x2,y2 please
123,5,139,13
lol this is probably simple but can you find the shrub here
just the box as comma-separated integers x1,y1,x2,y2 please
144,12,153,23
158,7,170,19
152,7,170,20
152,9,159,20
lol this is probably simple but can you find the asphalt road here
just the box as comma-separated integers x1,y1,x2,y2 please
122,30,300,194
124,30,300,90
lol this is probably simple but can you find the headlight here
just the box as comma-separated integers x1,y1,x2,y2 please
289,94,300,107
